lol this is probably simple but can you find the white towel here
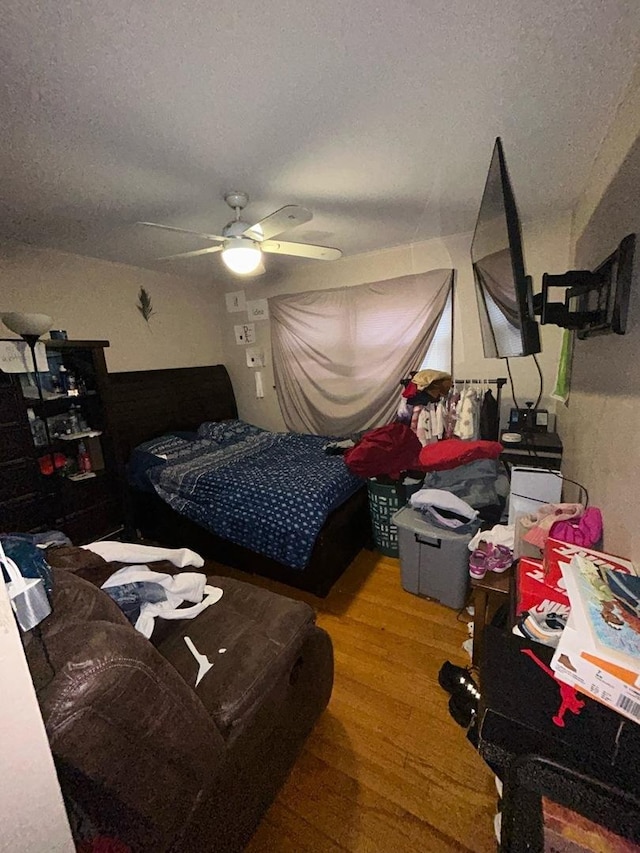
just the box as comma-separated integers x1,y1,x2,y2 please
83,541,204,568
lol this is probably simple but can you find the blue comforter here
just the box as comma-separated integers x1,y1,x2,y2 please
132,421,362,570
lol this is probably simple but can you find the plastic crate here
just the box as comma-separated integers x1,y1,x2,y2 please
366,478,422,557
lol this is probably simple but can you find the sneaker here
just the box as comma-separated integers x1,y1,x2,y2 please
448,689,479,728
487,543,513,574
444,663,481,730
469,549,491,579
516,609,568,646
438,660,477,695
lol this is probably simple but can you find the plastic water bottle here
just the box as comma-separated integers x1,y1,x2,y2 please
27,408,47,447
68,405,81,434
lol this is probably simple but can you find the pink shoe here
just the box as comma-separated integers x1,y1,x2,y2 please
469,550,490,580
487,544,513,573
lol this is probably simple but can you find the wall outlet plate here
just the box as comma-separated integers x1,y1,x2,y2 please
246,347,266,368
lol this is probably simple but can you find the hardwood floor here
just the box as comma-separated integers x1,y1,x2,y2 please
207,549,498,853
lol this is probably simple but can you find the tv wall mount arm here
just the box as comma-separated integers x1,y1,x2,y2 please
532,233,635,339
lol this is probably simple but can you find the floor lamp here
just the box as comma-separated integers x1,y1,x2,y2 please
0,312,68,505
1,312,54,440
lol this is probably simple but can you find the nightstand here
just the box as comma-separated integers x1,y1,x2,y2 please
471,564,514,668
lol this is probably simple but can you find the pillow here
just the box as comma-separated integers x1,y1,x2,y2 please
418,438,503,471
197,419,266,446
128,434,196,490
136,434,195,458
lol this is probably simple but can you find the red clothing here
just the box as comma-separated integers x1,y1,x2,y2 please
344,422,422,480
418,437,503,471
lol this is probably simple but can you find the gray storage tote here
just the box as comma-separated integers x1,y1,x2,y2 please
392,505,473,609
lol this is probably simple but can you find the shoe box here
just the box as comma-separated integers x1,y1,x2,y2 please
392,506,473,609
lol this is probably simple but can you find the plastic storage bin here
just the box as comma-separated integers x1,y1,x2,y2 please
366,478,423,557
392,505,474,609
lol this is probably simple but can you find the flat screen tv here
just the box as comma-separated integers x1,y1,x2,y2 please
471,137,541,358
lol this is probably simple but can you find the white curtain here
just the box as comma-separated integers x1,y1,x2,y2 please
270,268,453,435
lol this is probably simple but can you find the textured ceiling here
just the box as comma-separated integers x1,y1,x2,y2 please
1,0,639,283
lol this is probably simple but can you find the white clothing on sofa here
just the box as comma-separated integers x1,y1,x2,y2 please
83,541,204,568
102,565,222,638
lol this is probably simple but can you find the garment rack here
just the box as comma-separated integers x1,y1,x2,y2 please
452,377,507,441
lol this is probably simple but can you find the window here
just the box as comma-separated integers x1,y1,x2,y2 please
418,286,453,372
270,269,454,434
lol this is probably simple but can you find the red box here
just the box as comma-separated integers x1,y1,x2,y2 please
543,537,635,580
517,556,570,617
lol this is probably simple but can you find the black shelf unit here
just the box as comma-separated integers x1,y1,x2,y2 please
0,339,123,544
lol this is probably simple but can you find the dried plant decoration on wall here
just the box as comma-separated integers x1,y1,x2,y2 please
137,286,156,323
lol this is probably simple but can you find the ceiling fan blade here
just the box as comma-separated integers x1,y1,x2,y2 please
157,245,223,261
261,240,342,261
242,205,312,242
137,221,225,242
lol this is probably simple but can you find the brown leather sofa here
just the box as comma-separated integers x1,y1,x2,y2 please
26,555,334,852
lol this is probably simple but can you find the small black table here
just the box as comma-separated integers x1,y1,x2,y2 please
500,430,563,470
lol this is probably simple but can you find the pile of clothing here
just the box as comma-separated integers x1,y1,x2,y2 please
516,503,603,554
1,533,222,640
397,369,452,446
398,371,500,445
409,488,480,532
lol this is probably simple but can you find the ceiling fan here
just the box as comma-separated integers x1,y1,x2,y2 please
137,191,342,275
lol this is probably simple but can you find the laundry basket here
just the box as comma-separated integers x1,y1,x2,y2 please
366,477,423,557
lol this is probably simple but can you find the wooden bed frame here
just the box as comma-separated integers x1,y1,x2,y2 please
106,364,371,597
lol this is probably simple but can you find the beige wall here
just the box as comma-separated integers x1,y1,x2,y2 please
1,241,225,373
221,214,570,432
557,65,640,562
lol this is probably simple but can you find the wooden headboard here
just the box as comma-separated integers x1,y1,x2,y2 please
106,364,238,461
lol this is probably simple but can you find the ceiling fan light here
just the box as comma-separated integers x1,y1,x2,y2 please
221,238,262,275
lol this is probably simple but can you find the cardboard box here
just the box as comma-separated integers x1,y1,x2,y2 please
552,615,640,725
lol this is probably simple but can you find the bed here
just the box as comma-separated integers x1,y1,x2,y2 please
106,365,371,596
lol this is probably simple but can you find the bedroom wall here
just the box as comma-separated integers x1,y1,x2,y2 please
0,580,74,852
221,213,570,433
556,64,640,563
0,240,224,372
